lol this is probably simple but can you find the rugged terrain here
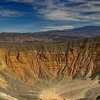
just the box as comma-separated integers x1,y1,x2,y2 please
0,31,100,100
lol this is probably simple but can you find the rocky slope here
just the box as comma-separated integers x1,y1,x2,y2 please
0,36,99,100
0,39,99,83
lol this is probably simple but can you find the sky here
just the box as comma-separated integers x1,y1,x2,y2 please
0,0,100,32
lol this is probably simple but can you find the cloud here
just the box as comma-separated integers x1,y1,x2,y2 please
33,0,100,22
6,0,100,23
0,8,24,17
40,25,74,32
38,6,79,21
7,0,34,3
41,9,74,20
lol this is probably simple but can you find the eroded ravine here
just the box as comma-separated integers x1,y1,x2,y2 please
0,40,99,100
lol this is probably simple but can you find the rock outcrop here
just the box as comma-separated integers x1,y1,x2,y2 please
0,39,99,86
0,35,99,100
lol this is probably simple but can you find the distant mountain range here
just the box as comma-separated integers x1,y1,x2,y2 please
34,26,100,37
0,26,100,43
65,26,100,36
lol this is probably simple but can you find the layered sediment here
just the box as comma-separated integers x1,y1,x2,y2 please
0,36,99,100
0,40,99,85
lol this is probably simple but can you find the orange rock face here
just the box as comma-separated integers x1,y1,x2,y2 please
0,42,99,85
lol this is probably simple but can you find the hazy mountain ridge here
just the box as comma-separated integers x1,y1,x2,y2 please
0,26,100,43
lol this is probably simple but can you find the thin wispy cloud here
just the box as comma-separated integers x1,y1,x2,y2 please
0,9,23,17
40,25,74,32
7,0,34,3
0,0,100,32
36,0,100,22
6,0,100,22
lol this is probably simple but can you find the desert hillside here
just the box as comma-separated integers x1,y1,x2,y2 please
0,34,99,100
